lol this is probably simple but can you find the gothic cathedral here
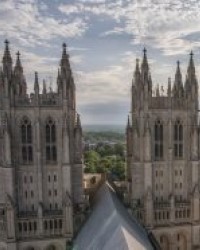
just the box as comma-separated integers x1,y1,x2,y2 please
126,49,200,249
0,41,84,250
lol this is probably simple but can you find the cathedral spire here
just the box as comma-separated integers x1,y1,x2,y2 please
60,43,70,71
175,61,181,80
185,51,198,101
187,51,196,79
167,77,171,96
14,51,23,74
2,40,12,78
42,79,47,95
141,47,149,76
173,61,184,97
14,51,26,96
127,115,130,129
3,40,12,63
76,113,81,127
16,51,21,67
34,72,39,94
135,58,140,74
133,58,141,86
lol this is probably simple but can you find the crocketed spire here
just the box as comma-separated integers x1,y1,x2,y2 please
187,51,196,83
60,43,70,71
133,58,141,86
13,51,27,96
42,79,47,95
167,77,171,96
188,51,195,75
185,51,198,98
141,47,149,77
173,61,184,97
3,40,12,64
140,48,152,95
126,115,130,129
14,51,23,74
34,71,39,94
2,40,12,77
175,61,182,83
76,113,81,127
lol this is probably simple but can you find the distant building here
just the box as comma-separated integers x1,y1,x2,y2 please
0,41,84,250
126,49,199,249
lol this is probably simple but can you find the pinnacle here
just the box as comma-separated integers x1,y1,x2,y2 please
4,39,9,46
16,51,20,58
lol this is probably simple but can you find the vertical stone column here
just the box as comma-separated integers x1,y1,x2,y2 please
6,197,16,240
64,205,73,235
192,184,200,221
5,129,11,165
144,186,153,227
168,118,173,196
35,118,43,203
170,195,175,223
35,114,44,236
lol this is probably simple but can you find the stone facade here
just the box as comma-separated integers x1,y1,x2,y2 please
0,40,84,250
126,49,200,249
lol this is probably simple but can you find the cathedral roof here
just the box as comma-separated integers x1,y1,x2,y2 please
73,182,158,250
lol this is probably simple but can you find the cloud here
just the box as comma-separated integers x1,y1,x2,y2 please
74,51,138,121
0,0,88,47
59,0,200,55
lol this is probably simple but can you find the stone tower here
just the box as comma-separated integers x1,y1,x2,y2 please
126,49,200,249
0,41,84,250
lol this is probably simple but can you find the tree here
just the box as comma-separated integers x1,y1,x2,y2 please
114,143,125,157
84,150,100,173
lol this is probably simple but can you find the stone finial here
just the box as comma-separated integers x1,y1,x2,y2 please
173,60,184,97
3,39,12,65
77,113,81,127
133,58,141,87
167,77,171,96
34,71,39,94
141,47,149,71
127,115,131,129
135,58,140,73
187,50,195,75
15,51,22,70
42,79,47,95
60,42,70,70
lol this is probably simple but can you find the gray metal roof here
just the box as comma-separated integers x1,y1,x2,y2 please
73,182,156,250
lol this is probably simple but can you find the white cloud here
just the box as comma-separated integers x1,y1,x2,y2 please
59,0,200,56
75,51,137,107
0,0,88,47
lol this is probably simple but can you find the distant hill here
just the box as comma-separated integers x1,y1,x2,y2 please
83,124,125,133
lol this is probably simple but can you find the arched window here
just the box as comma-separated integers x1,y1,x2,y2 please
45,118,57,163
174,120,183,158
154,120,163,160
21,118,33,164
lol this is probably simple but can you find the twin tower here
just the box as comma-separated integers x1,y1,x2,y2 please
0,39,200,250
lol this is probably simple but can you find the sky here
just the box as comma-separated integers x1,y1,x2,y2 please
0,0,200,125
